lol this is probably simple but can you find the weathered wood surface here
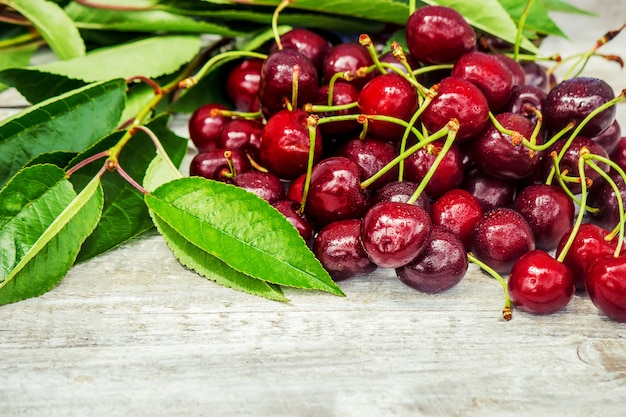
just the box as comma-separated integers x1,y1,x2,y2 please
2,1,626,416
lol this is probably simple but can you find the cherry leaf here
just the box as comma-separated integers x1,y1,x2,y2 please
0,79,126,188
2,0,85,60
0,164,104,305
145,177,344,296
498,0,567,39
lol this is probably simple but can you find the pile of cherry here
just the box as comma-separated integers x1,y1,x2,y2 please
184,5,626,321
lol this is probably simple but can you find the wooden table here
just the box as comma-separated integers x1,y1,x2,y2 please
2,1,626,415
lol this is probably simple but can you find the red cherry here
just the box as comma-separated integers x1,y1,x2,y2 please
508,250,575,315
585,255,626,322
272,199,314,243
430,188,483,249
188,103,230,152
226,58,263,112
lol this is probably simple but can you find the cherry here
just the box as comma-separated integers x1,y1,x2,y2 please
555,223,622,291
316,82,360,137
461,168,517,212
313,219,377,281
188,103,230,152
403,139,464,199
226,58,263,112
506,85,547,121
231,170,285,204
451,51,515,111
430,188,483,250
335,136,398,190
360,201,431,268
259,109,322,180
493,54,526,88
396,226,467,293
357,72,419,142
544,76,616,138
304,156,371,229
420,76,490,141
610,136,626,172
588,171,626,231
272,199,314,242
270,28,332,73
218,118,263,159
521,61,553,92
189,149,251,182
405,5,476,65
258,48,319,119
514,184,574,251
322,42,374,88
378,50,420,75
590,119,621,156
286,173,306,202
371,180,431,213
471,207,535,274
585,256,626,322
508,250,575,315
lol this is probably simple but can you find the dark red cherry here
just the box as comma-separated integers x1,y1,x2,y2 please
471,207,535,274
218,118,263,159
590,119,621,155
322,42,374,88
231,170,285,204
555,223,622,291
358,72,419,142
316,82,360,137
405,5,476,65
286,173,306,203
588,171,626,231
514,184,574,251
506,84,547,121
270,28,332,72
521,61,553,92
461,168,517,212
544,76,616,138
304,156,371,229
189,148,251,182
188,103,230,152
610,136,626,172
313,219,377,281
258,49,319,119
420,76,490,141
403,139,464,199
259,109,323,180
226,58,263,112
335,136,398,190
508,250,575,315
494,54,525,88
471,112,541,180
360,201,431,268
430,188,483,249
371,180,431,213
396,226,468,293
585,255,626,322
451,51,515,111
272,199,314,242
378,50,421,75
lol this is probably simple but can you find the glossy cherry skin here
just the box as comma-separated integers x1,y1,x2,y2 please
588,171,626,231
521,62,553,93
218,118,263,159
396,226,468,293
335,137,398,190
358,72,419,142
258,49,319,119
494,54,525,88
189,149,251,182
555,223,622,291
371,180,431,213
304,156,371,229
188,103,230,152
226,59,263,112
461,168,517,212
452,51,514,111
506,85,547,121
471,112,541,180
316,82,360,137
609,137,626,172
259,109,323,180
360,201,431,269
322,42,373,88
286,173,306,203
471,207,535,274
590,119,621,155
403,140,464,199
231,171,285,204
430,188,483,249
272,199,314,243
420,76,490,141
405,5,476,65
585,256,626,322
508,250,575,315
544,76,616,138
270,28,332,73
313,219,377,281
514,184,574,251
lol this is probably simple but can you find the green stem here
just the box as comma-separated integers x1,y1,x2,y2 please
514,0,536,61
299,116,319,213
556,155,589,263
467,253,512,321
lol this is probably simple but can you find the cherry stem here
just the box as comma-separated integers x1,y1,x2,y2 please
359,34,387,75
562,24,625,79
325,71,356,106
181,50,267,90
129,125,183,180
391,42,419,84
126,75,162,95
114,163,148,195
65,150,110,177
467,252,512,321
409,0,416,15
407,119,458,205
271,0,294,50
306,101,359,113
514,0,536,61
213,109,262,120
291,64,301,109
300,115,319,214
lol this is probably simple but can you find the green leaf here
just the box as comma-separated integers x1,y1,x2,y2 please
498,0,567,39
145,177,344,296
0,164,104,305
152,213,288,301
0,78,126,188
68,113,188,262
3,0,85,60
542,0,595,15
25,151,78,168
0,43,37,92
0,68,86,103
